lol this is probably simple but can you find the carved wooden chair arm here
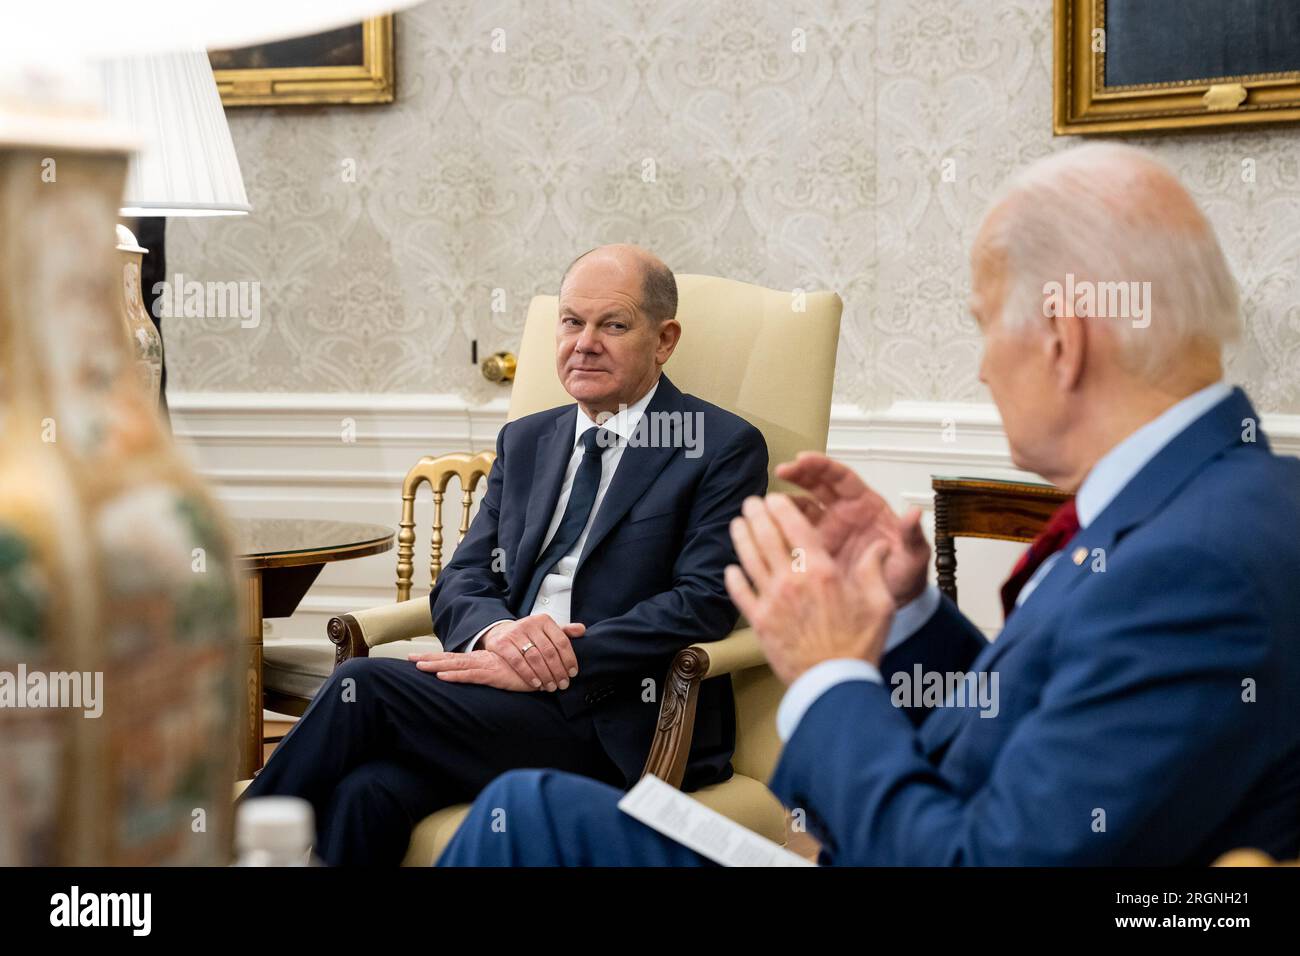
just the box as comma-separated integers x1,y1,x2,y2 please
639,628,765,788
327,597,438,668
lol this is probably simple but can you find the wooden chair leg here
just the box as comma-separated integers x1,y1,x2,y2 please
933,489,957,604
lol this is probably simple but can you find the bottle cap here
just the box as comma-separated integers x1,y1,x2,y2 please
236,796,314,853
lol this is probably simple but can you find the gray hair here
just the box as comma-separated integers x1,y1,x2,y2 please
980,143,1240,377
638,258,678,325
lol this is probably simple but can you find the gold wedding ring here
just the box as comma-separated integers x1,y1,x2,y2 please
519,641,536,654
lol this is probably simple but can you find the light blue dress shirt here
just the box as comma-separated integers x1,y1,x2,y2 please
775,381,1234,741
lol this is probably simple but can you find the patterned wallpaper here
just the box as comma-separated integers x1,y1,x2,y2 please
165,0,1300,413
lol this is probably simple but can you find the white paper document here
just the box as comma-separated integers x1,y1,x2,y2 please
617,774,816,867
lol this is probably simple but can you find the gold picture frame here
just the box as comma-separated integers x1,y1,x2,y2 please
1055,0,1300,135
211,16,394,108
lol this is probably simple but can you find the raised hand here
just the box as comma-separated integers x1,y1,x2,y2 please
775,452,930,607
726,493,896,684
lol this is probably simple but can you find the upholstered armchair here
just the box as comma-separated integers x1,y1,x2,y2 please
264,274,842,865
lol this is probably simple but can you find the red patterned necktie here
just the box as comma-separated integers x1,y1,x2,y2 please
999,499,1079,621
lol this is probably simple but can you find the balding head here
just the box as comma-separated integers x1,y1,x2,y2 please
561,243,678,325
969,144,1238,489
555,243,681,417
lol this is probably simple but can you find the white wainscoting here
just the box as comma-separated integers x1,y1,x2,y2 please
169,391,1300,650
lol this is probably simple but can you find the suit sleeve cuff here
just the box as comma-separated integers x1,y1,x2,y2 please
465,619,513,653
777,659,882,742
886,584,941,653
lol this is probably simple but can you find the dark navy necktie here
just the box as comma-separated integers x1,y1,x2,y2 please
515,426,612,615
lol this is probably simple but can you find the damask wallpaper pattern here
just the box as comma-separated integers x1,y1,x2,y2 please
166,0,1300,412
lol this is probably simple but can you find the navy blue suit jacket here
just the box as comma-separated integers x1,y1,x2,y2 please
428,375,768,788
773,388,1300,864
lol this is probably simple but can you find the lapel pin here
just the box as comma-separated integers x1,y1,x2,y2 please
1071,546,1088,566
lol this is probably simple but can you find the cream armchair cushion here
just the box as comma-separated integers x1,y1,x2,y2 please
263,636,441,702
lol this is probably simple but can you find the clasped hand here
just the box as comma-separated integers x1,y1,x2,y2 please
409,614,583,692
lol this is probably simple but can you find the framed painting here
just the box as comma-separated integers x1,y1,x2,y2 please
1055,0,1300,134
210,15,394,107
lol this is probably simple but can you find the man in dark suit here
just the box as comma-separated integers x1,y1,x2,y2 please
243,244,768,864
437,144,1300,866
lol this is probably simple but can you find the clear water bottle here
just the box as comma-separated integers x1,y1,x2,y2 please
234,796,320,866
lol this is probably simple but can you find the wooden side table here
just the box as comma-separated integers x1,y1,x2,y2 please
931,476,1072,606
233,518,394,779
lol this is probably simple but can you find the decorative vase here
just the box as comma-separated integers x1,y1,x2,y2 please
0,132,244,864
115,223,163,402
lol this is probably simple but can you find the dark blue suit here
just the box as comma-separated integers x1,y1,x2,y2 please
244,374,768,864
439,387,1300,866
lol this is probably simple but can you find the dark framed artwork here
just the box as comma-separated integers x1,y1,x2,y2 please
1055,0,1300,134
210,16,394,107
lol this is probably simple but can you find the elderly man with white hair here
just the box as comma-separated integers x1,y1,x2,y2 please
436,143,1300,867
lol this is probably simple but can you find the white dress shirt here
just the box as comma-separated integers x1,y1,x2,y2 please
465,378,660,650
775,381,1234,740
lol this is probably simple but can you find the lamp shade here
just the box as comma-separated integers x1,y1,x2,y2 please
100,52,250,217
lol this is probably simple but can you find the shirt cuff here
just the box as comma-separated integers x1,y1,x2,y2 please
886,584,941,652
465,619,513,653
777,659,882,742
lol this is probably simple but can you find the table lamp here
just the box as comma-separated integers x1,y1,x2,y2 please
100,50,251,400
